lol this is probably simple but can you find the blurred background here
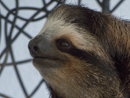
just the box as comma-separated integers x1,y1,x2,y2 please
0,0,130,98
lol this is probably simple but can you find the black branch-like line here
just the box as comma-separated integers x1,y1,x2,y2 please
6,0,29,97
96,0,102,7
8,7,48,21
78,0,82,5
0,93,11,98
8,1,18,40
1,1,47,21
0,50,8,75
0,48,7,60
10,47,29,97
29,79,45,97
110,0,124,13
96,0,124,13
1,15,32,39
0,0,10,11
0,59,32,66
0,2,1,44
11,7,46,43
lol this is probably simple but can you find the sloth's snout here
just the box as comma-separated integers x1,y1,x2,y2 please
28,38,40,57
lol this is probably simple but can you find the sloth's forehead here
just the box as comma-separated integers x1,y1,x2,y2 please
38,18,82,40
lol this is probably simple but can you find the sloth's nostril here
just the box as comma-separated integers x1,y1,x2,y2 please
33,46,39,52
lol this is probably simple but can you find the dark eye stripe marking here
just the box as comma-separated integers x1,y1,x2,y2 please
70,47,116,75
69,47,102,65
56,38,115,75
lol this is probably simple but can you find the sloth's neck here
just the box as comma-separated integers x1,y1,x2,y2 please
101,18,130,94
96,17,130,63
109,19,130,57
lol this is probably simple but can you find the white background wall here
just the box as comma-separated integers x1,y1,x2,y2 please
0,0,130,98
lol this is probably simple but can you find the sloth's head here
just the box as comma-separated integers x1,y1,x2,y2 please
28,4,128,98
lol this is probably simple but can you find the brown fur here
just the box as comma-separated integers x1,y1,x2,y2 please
28,4,130,98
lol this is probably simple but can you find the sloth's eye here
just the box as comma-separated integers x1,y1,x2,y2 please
59,41,69,47
56,39,72,52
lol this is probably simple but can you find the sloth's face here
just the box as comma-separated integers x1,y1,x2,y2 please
28,16,117,90
28,19,90,78
28,5,121,98
28,17,108,78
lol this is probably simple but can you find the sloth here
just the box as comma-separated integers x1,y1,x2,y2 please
28,4,130,98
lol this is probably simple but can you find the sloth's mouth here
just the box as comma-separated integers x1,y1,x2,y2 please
33,56,60,61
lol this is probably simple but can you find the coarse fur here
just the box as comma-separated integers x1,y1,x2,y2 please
28,4,130,98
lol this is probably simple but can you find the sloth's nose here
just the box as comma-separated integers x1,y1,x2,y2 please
28,39,40,57
28,35,56,58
